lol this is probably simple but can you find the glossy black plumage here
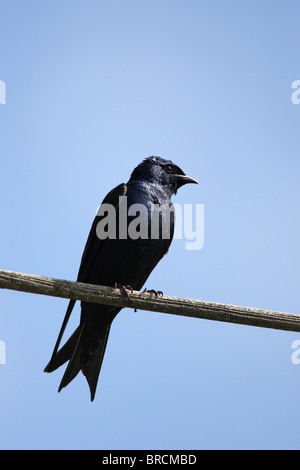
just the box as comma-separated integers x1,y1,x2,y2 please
44,156,198,401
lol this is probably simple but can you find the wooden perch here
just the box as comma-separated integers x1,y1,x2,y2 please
0,269,299,332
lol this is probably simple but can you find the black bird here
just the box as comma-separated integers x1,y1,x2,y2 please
44,156,198,401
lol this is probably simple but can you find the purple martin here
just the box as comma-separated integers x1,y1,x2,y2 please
44,156,198,401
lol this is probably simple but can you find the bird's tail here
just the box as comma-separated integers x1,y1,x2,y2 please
44,322,111,402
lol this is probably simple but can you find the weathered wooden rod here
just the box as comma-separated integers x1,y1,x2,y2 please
0,269,299,332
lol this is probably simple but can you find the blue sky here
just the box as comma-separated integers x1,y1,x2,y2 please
1,0,300,450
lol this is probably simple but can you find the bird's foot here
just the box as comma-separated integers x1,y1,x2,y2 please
115,283,134,299
142,288,163,298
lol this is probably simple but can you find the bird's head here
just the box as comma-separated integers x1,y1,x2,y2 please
129,156,198,196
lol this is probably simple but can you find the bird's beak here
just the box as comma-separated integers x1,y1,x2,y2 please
176,174,199,187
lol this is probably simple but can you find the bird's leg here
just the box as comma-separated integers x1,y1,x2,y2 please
115,283,134,299
142,288,163,298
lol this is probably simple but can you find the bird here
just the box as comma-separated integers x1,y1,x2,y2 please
44,156,198,401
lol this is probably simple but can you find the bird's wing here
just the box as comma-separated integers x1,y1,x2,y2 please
77,183,127,282
45,183,127,371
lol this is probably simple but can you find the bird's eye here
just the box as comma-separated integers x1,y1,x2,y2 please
165,164,173,174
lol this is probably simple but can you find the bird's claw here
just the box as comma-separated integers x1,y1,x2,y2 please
142,288,163,298
115,283,134,299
